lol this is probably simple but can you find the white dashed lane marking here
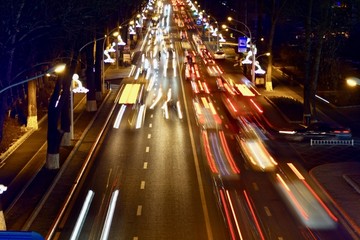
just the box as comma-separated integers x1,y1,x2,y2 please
140,181,146,189
264,206,272,216
137,205,142,216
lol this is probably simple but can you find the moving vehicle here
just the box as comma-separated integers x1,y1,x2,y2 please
214,50,225,59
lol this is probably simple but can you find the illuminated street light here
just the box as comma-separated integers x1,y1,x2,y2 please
226,17,257,84
0,63,66,95
346,77,360,87
222,23,257,84
208,15,219,51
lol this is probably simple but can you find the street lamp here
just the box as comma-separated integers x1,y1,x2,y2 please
222,23,257,84
0,63,66,95
346,77,360,87
226,17,257,84
208,15,219,51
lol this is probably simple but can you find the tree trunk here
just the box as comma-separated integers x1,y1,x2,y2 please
0,96,6,143
26,80,38,129
46,78,64,169
312,0,331,121
310,35,324,121
61,58,77,146
95,38,104,100
303,0,313,125
85,42,97,112
265,0,277,91
60,73,71,146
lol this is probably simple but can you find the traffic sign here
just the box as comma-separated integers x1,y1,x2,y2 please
238,37,247,53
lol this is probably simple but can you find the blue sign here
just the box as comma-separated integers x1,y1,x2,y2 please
238,37,247,53
196,19,202,26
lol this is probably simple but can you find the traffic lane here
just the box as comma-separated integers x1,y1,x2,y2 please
210,89,349,238
197,86,304,237
57,102,147,239
218,118,305,239
266,140,354,239
193,58,303,238
176,44,233,240
130,106,212,239
229,135,351,239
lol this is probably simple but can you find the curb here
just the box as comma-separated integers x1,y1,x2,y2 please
0,114,47,162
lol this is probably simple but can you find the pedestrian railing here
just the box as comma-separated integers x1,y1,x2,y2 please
310,139,354,146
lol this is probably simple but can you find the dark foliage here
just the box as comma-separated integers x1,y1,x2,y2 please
268,96,304,121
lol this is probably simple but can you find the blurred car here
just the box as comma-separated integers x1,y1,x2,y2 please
214,50,225,59
206,63,222,77
281,122,352,141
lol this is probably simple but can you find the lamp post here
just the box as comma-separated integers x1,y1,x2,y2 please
222,23,256,84
208,15,219,51
70,74,89,140
101,18,136,89
102,25,122,82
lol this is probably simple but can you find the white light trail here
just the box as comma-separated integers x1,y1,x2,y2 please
113,105,127,128
135,104,146,129
149,88,163,109
176,101,183,119
70,190,94,240
100,190,119,240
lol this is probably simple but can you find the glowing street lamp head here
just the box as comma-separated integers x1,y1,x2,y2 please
227,17,233,21
54,63,66,73
346,78,360,87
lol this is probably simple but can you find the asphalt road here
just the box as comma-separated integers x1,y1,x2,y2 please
58,2,356,239
57,6,228,240
3,1,359,239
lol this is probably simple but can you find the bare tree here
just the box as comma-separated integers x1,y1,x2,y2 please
262,0,289,91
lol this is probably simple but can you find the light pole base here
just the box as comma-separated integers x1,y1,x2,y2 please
265,81,273,91
46,153,60,169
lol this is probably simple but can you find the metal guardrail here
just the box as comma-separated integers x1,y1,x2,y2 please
310,139,354,146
